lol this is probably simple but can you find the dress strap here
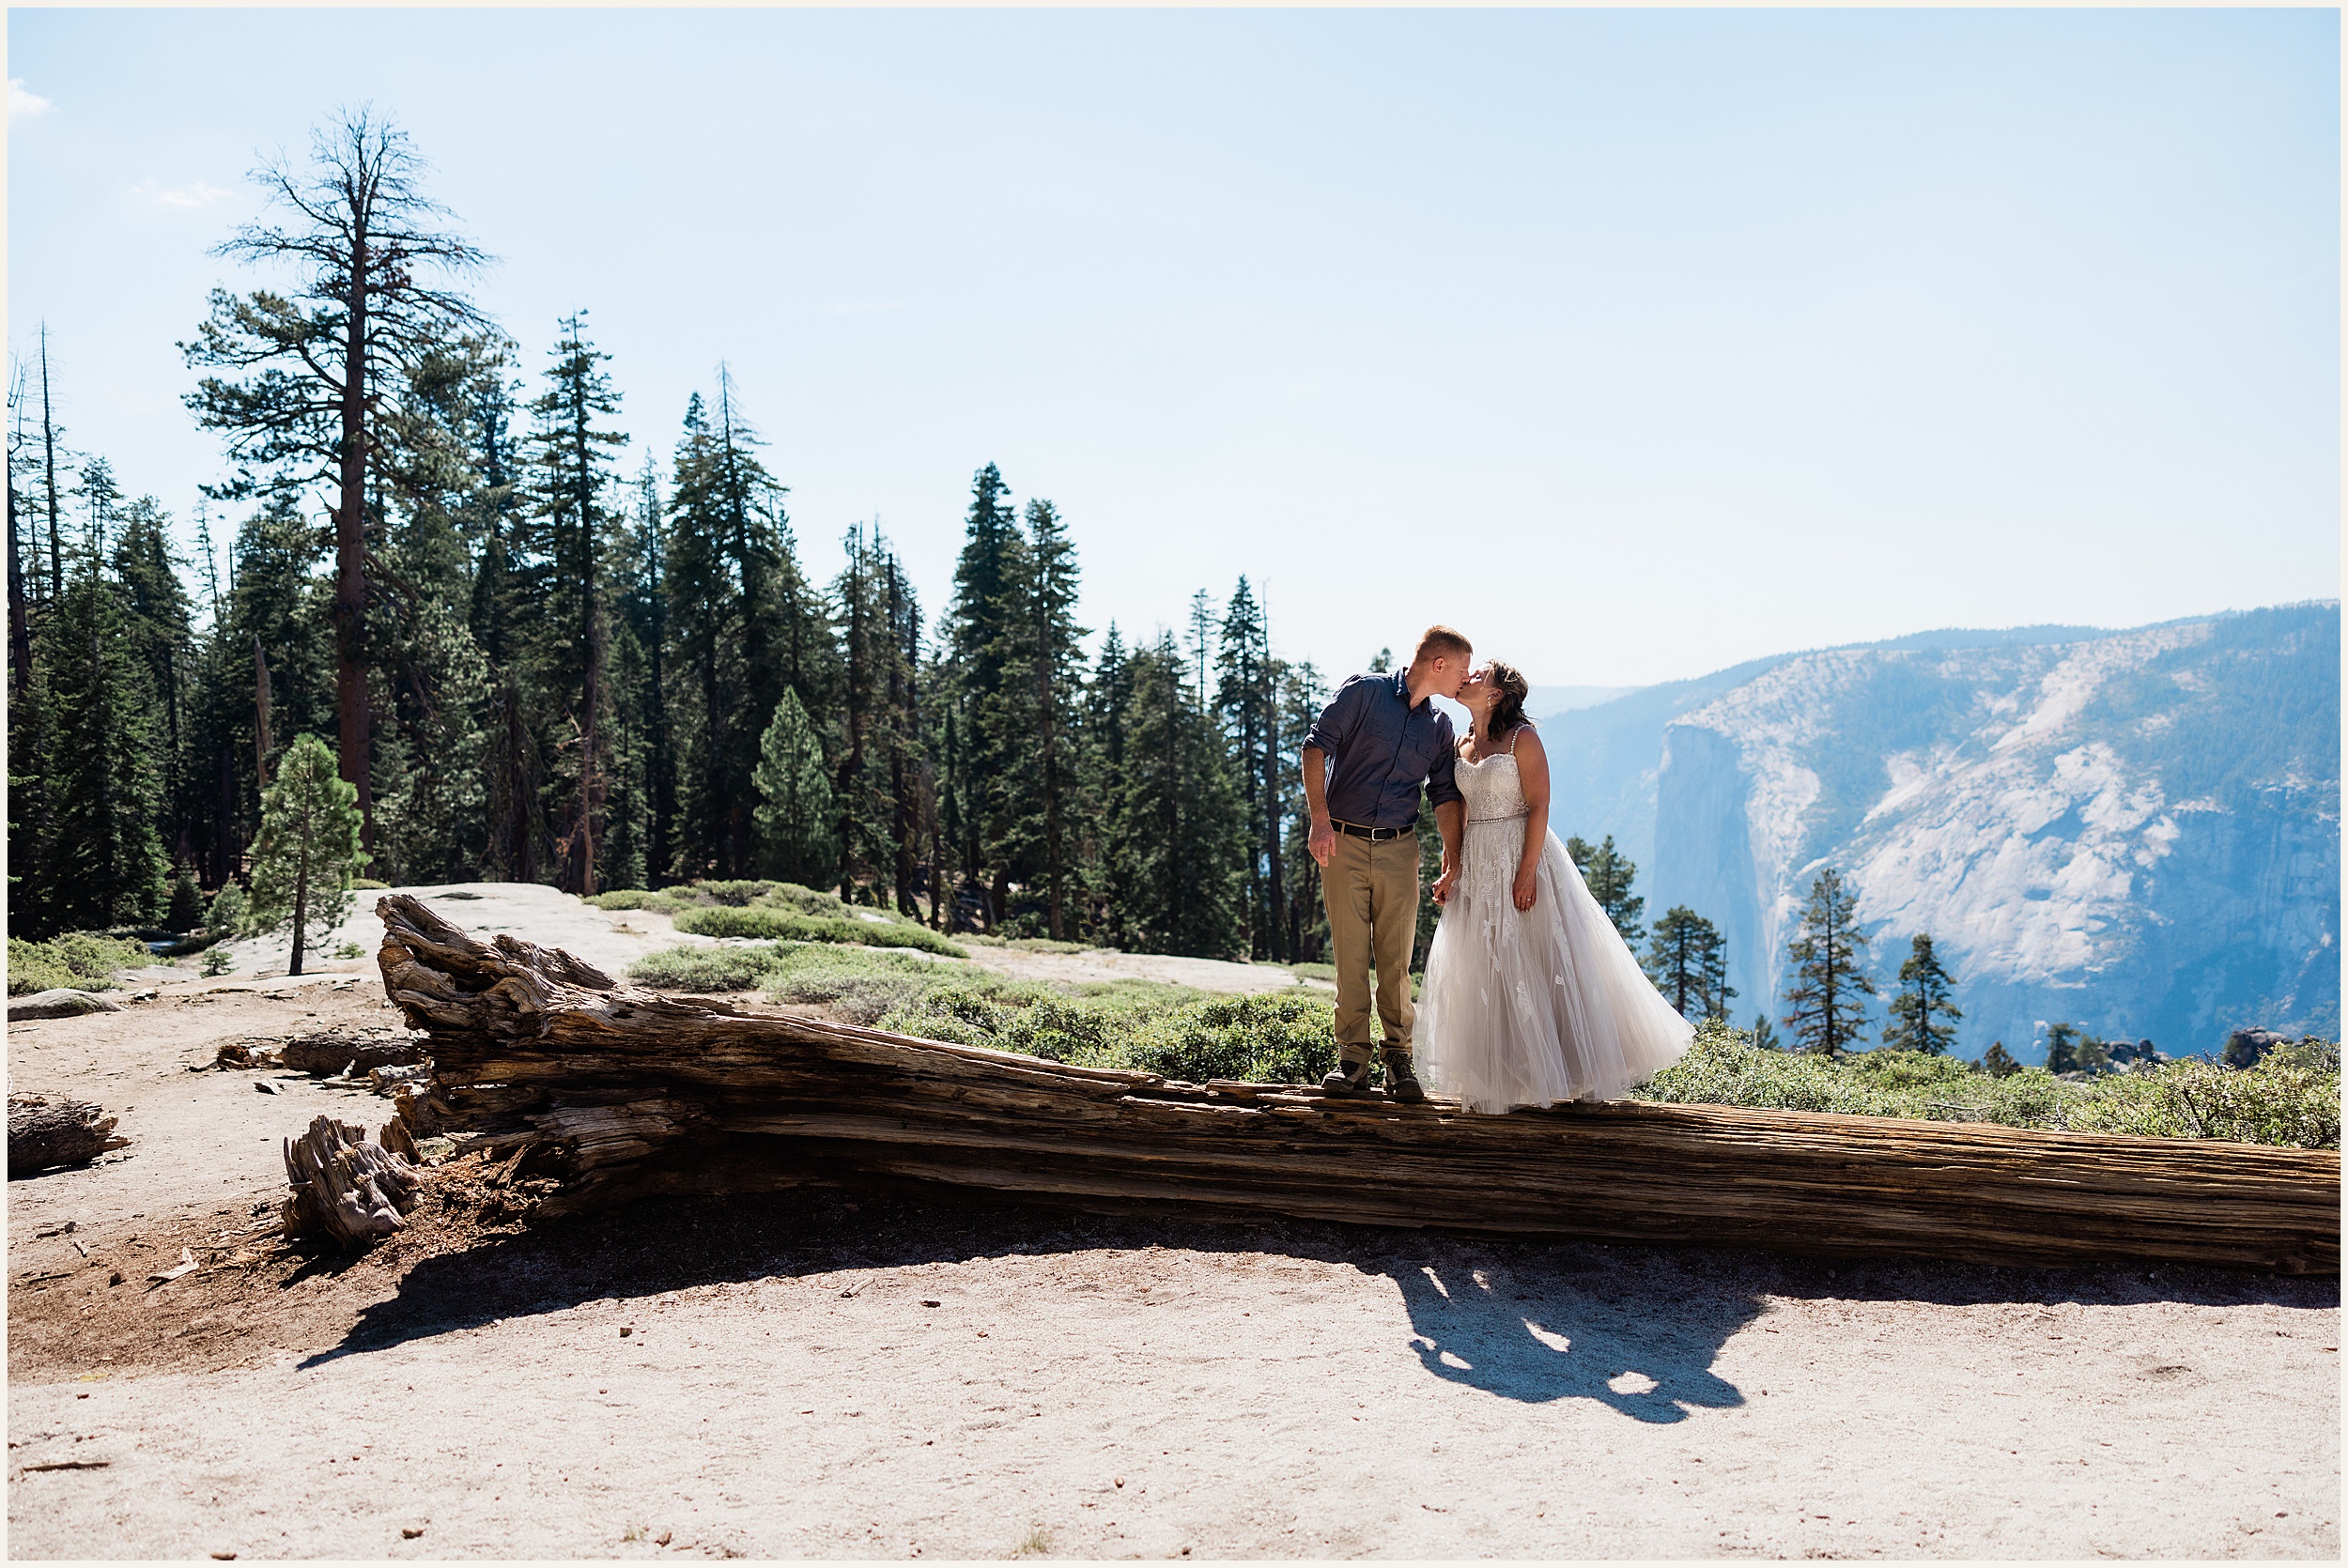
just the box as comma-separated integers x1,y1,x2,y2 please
1507,721,1531,756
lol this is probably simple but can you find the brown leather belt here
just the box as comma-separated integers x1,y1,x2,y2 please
1333,820,1411,842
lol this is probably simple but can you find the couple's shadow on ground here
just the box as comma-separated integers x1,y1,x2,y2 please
314,1184,2334,1426
1380,1253,1748,1422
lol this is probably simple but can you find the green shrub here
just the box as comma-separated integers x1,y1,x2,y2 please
2067,1057,2340,1149
672,904,964,956
697,880,780,907
1126,991,1339,1084
1631,1022,2337,1148
8,932,149,995
629,944,791,992
349,877,390,890
586,888,687,914
206,882,247,938
765,943,986,1024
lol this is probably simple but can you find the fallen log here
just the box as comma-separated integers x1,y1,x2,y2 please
8,1096,130,1175
373,895,2340,1275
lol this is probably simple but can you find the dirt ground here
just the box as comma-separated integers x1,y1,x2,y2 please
7,963,2340,1560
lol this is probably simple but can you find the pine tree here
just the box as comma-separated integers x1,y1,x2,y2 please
664,382,825,880
244,732,367,976
2044,1022,2082,1075
525,313,629,895
1750,1012,1783,1051
1882,932,1962,1055
1566,834,1645,944
1980,1040,2021,1078
1782,868,1875,1055
831,523,895,902
182,109,492,851
1000,500,1087,938
1277,659,1330,961
1215,577,1284,960
753,687,839,887
33,574,169,934
618,454,677,883
1646,906,1737,1022
372,601,491,883
943,464,1027,926
166,857,205,931
1105,634,1245,957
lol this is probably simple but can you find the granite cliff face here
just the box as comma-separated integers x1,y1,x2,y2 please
1542,606,2340,1062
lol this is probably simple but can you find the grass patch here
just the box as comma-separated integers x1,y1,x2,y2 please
1632,1022,2340,1148
8,932,151,995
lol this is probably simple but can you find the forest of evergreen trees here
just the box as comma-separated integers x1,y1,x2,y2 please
6,346,1339,961
4,114,1344,960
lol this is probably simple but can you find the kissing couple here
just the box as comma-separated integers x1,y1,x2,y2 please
1302,625,1694,1112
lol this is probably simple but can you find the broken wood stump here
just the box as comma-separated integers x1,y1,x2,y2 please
8,1096,130,1175
282,1115,423,1246
373,894,2341,1275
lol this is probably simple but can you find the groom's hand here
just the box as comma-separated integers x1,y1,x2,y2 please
1308,817,1336,868
1430,863,1459,905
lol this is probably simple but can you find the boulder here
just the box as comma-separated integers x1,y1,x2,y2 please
2222,1028,2294,1070
7,989,124,1022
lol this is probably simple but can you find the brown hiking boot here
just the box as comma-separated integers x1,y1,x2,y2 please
1382,1048,1427,1104
1321,1051,1376,1096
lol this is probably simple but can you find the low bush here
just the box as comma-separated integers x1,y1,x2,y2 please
765,943,983,1024
1632,1023,2338,1148
585,888,687,914
671,904,965,956
628,944,790,992
2066,1057,2340,1149
349,877,390,890
1126,991,1338,1085
8,932,150,995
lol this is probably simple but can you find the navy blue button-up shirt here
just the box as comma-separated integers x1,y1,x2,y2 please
1303,670,1462,831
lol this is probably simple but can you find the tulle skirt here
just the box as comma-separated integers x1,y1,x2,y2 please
1417,816,1695,1114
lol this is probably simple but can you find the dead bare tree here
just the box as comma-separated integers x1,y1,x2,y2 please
182,106,497,853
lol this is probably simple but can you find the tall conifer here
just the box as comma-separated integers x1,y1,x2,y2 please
1783,868,1875,1055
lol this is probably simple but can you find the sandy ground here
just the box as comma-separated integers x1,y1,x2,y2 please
197,880,1320,999
7,941,2338,1560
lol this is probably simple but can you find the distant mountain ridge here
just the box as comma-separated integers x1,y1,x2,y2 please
1537,605,2340,1062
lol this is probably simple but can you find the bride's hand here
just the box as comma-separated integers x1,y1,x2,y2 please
1512,864,1538,913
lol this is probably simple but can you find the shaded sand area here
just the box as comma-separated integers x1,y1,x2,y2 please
8,914,2336,1560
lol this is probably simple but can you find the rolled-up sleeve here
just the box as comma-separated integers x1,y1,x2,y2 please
1303,677,1364,758
1422,713,1463,808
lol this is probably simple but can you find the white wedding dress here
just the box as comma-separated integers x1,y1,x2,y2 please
1417,730,1695,1113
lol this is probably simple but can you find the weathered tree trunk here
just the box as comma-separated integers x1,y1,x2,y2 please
282,1114,422,1246
372,895,2341,1275
8,1097,129,1174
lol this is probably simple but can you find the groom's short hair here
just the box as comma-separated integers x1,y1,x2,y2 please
1413,625,1473,666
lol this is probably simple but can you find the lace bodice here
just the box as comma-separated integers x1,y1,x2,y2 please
1454,743,1528,824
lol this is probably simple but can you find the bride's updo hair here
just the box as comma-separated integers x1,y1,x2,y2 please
1484,659,1531,741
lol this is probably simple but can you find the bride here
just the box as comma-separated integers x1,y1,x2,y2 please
1416,661,1695,1113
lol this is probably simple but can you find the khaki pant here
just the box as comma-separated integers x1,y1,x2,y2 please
1323,830,1419,1064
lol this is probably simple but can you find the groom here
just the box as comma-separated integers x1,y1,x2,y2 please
1302,625,1472,1102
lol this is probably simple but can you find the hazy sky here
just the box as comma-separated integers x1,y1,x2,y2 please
8,8,2339,687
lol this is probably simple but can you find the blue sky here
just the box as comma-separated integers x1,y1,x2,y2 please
8,8,2339,687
